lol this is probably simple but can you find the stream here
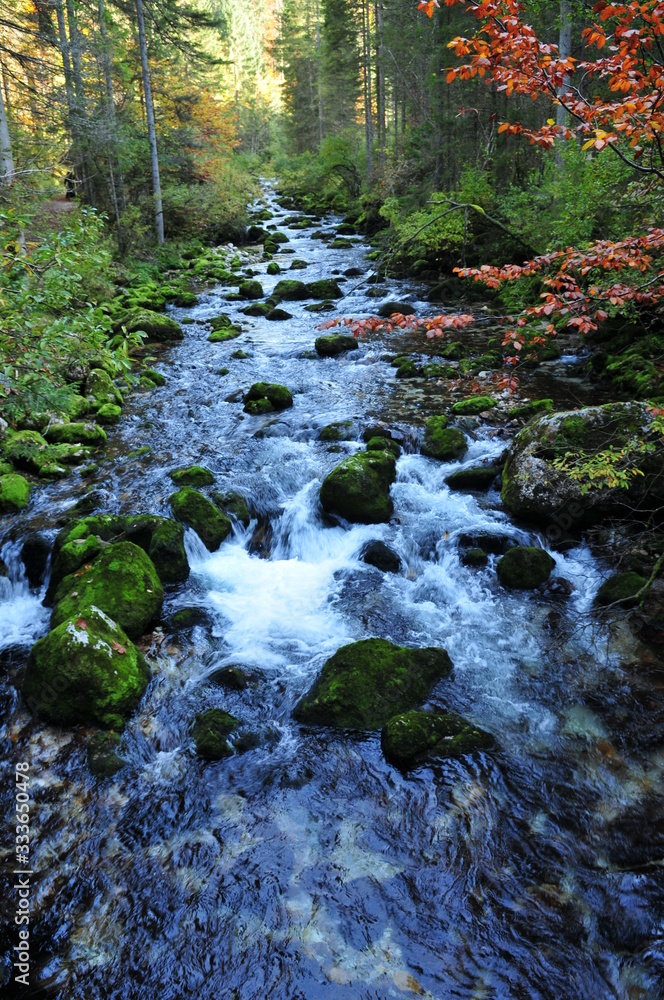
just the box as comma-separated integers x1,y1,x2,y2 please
1,184,663,999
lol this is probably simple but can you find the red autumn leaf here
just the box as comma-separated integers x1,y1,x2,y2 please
111,641,126,654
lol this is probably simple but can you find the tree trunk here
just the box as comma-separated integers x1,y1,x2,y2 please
362,0,373,180
556,0,572,128
0,67,14,185
375,0,385,170
98,0,126,212
135,0,164,245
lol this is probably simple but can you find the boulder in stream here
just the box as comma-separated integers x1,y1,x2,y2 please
308,279,343,299
86,368,123,408
446,464,501,491
315,334,358,357
378,301,416,318
362,540,401,573
169,465,216,487
50,541,164,638
272,279,310,300
451,395,498,416
121,309,183,342
193,708,240,760
320,449,396,523
421,416,468,461
169,487,232,551
381,710,494,768
243,382,293,414
595,571,646,606
23,606,150,728
238,279,264,299
501,402,664,524
293,638,453,729
45,422,107,445
496,545,555,589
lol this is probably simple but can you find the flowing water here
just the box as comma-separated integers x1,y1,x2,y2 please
1,186,663,1000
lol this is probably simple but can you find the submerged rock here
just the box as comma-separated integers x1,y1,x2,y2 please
320,450,396,523
50,541,164,638
169,487,232,551
461,547,488,568
381,711,494,768
212,491,251,526
446,465,501,491
243,382,293,414
362,540,401,573
315,334,359,357
293,638,453,729
501,401,664,523
421,416,468,461
23,606,150,728
88,731,126,778
193,708,240,760
0,473,31,513
496,545,555,589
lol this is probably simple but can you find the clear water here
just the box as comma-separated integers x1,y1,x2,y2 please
0,186,662,1000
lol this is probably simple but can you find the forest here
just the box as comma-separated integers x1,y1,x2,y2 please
1,0,664,997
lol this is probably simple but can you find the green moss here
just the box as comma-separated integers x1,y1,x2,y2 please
308,279,343,299
209,327,241,343
422,418,468,461
88,731,126,778
319,421,353,442
366,436,401,458
506,398,553,420
595,571,646,606
395,360,419,379
267,261,281,275
451,395,498,416
315,335,359,357
193,708,240,759
3,430,50,472
169,487,232,551
381,711,494,767
212,491,250,526
245,398,273,415
272,279,310,300
242,302,272,317
66,394,92,419
289,259,308,269
169,465,215,487
305,300,335,313
441,341,465,360
87,368,123,408
293,638,453,729
231,349,250,359
421,363,457,379
243,382,293,413
239,279,264,299
95,403,122,425
328,238,352,249
148,520,189,583
23,606,150,728
266,308,293,321
320,449,396,523
0,462,14,475
121,309,183,342
446,465,501,491
462,547,488,567
172,291,198,308
0,473,31,513
143,368,166,386
45,422,107,445
496,546,555,589
51,533,103,584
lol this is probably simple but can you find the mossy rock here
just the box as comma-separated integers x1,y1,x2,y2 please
121,309,183,342
212,491,250,526
305,300,335,313
462,548,488,567
421,363,457,379
209,314,233,331
320,450,396,523
23,606,150,728
422,417,468,461
378,301,416,318
441,341,465,360
272,279,310,301
95,404,122,425
289,259,309,270
3,430,51,472
395,360,420,379
506,398,553,420
269,231,289,244
381,711,494,768
239,279,264,299
446,465,501,491
308,279,343,299
0,462,14,476
51,541,164,638
169,487,232,551
328,238,353,249
88,731,126,778
50,514,189,589
169,465,216,487
242,302,272,317
172,291,198,308
451,395,498,416
87,368,123,407
319,421,353,442
231,349,250,359
209,665,249,690
266,308,292,321
243,382,293,413
209,327,241,343
293,638,453,729
366,436,400,458
193,708,240,760
45,422,107,446
595,571,646,607
0,474,31,513
496,545,555,589
266,261,281,275
143,368,166,386
315,335,359,357
66,394,92,419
